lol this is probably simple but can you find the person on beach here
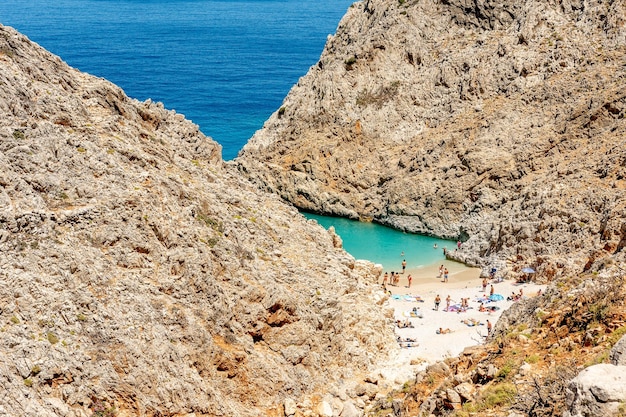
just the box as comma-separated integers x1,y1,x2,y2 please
438,265,444,278
401,259,406,274
383,272,389,286
407,274,413,288
482,277,487,292
487,320,492,336
445,294,451,310
490,284,495,296
443,268,449,282
457,240,462,249
434,294,441,311
437,327,452,334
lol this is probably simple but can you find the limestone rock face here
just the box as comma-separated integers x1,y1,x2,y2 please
564,363,626,417
235,0,626,278
0,25,396,416
611,334,626,366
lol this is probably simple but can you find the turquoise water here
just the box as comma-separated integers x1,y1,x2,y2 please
0,1,450,264
303,213,453,272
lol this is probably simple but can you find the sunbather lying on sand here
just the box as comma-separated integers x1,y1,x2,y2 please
436,327,452,334
461,318,482,327
396,319,414,328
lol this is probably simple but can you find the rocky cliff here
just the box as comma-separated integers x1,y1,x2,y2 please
0,25,397,417
236,0,626,280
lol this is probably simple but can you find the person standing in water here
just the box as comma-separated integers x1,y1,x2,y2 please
401,259,407,274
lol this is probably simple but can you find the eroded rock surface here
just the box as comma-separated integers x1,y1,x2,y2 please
0,25,397,417
236,0,626,279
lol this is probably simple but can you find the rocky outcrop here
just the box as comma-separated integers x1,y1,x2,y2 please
0,25,398,416
564,364,626,417
610,334,626,365
235,0,626,279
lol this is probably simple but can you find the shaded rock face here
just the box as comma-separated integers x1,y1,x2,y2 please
611,334,626,365
235,0,626,279
0,25,396,416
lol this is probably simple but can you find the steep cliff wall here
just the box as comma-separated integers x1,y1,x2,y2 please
0,25,396,416
236,0,626,279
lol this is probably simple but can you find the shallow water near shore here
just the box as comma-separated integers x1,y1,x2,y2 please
303,212,454,273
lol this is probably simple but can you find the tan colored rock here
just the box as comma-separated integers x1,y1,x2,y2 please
235,0,626,278
0,25,398,417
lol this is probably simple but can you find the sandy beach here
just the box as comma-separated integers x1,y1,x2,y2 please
383,260,545,366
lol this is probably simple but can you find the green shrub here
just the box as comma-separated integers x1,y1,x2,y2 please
345,56,357,70
526,354,540,364
482,383,517,408
496,360,516,380
47,331,59,345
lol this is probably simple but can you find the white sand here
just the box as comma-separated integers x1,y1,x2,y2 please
384,260,545,366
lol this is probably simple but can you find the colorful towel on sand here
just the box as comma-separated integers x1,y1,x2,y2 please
402,310,423,318
391,294,424,302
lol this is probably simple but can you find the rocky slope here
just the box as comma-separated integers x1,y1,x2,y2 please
236,0,626,280
366,273,626,416
0,25,398,417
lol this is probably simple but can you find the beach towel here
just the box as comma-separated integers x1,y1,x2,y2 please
489,294,504,301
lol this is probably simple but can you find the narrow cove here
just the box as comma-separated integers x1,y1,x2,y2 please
302,212,454,274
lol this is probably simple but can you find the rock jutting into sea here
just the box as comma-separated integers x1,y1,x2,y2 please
235,0,626,282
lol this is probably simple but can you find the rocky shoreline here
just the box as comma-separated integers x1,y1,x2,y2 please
2,0,626,414
235,0,626,282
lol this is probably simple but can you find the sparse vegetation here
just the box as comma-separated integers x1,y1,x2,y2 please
344,56,357,70
356,82,400,108
90,397,116,417
496,359,516,380
47,331,59,345
12,129,25,140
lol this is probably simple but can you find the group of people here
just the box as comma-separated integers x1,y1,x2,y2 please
507,288,525,301
382,271,413,288
438,265,449,282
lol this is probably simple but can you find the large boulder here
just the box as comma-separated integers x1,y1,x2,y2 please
564,364,626,417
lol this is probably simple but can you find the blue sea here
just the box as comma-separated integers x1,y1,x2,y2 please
0,0,354,161
0,0,451,268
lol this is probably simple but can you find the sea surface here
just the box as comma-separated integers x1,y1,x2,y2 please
0,0,354,160
304,213,453,273
0,0,451,268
